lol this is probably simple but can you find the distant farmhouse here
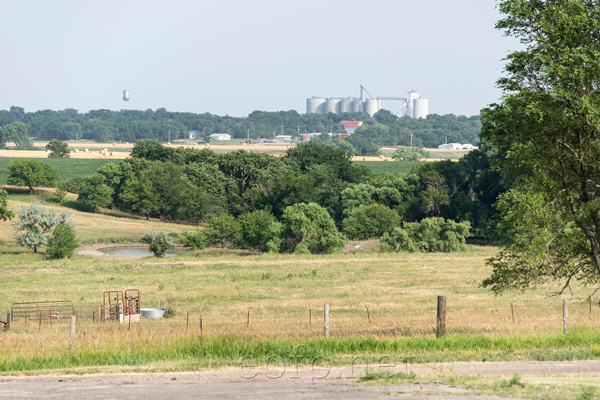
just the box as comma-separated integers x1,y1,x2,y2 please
340,119,363,134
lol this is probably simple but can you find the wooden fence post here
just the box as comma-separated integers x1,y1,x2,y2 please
511,303,515,324
70,315,76,354
436,296,446,338
6,310,10,330
563,300,568,335
200,314,203,337
324,304,329,339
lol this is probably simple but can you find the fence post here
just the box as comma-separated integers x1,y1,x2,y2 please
563,300,568,335
6,310,10,330
436,296,446,338
511,303,515,324
70,315,76,354
200,314,203,337
324,304,329,339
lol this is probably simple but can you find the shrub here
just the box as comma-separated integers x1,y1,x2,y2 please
0,188,13,221
391,148,430,161
204,215,241,248
342,203,401,239
179,230,206,250
238,210,279,251
141,231,175,257
12,203,73,253
46,225,79,259
281,202,348,254
380,217,471,252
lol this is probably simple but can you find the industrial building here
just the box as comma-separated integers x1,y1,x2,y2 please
306,86,428,118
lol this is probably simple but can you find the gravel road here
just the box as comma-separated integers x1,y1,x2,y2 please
2,360,600,399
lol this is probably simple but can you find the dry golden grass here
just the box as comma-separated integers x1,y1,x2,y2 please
0,196,192,244
1,201,598,365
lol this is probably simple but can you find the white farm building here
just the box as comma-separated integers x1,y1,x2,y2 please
208,133,231,141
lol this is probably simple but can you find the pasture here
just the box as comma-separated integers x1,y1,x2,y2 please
1,193,599,373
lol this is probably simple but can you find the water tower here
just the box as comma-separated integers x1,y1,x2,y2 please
122,89,130,109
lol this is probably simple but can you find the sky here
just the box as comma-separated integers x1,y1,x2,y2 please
0,1,519,117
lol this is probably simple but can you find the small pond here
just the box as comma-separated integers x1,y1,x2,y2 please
100,247,179,257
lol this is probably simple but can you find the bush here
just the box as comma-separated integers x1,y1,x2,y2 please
179,230,206,250
12,203,73,253
342,203,401,239
391,148,430,161
238,210,279,251
141,231,175,257
46,225,79,259
380,217,471,252
281,202,348,254
204,215,241,248
0,188,13,221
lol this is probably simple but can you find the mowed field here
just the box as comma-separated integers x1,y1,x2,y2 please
1,193,599,373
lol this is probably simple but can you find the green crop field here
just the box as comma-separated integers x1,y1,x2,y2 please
0,158,122,185
354,160,423,174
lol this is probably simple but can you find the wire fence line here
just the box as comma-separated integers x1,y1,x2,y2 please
2,297,600,361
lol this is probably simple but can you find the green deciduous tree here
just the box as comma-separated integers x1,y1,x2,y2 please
391,147,429,161
46,138,71,158
46,225,79,259
280,202,348,254
380,217,471,253
237,210,280,251
342,203,401,240
204,214,241,248
0,121,32,149
8,159,59,193
481,0,600,294
179,230,206,250
77,174,114,211
12,203,73,253
141,231,175,257
0,188,14,221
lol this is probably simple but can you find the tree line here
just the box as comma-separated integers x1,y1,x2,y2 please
0,106,480,151
16,140,502,253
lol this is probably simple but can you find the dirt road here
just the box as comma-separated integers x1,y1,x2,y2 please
1,360,599,399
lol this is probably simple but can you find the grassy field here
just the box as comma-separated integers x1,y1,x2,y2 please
354,160,423,174
0,157,121,185
1,193,600,375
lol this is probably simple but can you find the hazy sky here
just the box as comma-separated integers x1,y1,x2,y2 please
0,1,518,117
